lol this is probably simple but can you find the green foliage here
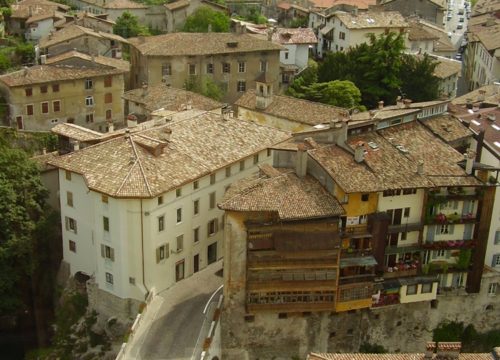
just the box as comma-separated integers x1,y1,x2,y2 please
399,53,440,102
14,41,35,66
185,75,225,101
0,6,12,17
286,59,318,98
317,32,438,108
359,342,388,353
457,249,472,270
433,321,465,342
0,52,11,73
303,80,364,109
113,11,151,38
290,17,308,28
183,6,230,32
232,4,266,24
0,142,48,314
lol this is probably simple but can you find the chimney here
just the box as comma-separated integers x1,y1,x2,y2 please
23,66,29,76
141,83,148,97
396,96,403,108
378,100,384,109
73,140,80,151
267,27,275,41
354,143,365,163
255,82,273,109
208,23,212,32
436,342,462,360
42,147,47,155
28,6,33,16
425,342,436,360
108,121,114,133
465,150,475,175
404,99,412,108
127,114,138,128
417,160,424,175
40,54,47,64
295,143,308,178
475,129,485,162
160,127,172,141
186,100,192,110
478,89,486,102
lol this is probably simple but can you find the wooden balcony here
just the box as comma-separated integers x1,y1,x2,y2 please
248,250,338,270
341,248,373,258
425,213,477,225
388,222,423,234
247,279,337,292
339,273,375,285
247,301,336,313
383,268,417,279
340,224,371,238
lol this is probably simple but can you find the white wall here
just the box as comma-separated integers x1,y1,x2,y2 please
27,18,54,41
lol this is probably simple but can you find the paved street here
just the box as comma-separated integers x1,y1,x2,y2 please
124,260,223,360
443,0,470,50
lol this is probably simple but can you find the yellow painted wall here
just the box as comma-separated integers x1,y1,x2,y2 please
335,187,378,218
399,282,438,304
336,298,372,312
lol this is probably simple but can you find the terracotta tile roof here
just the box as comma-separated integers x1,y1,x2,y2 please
123,84,222,113
48,112,291,198
414,20,455,53
379,0,445,8
472,0,500,16
307,353,495,360
25,10,65,25
432,57,462,79
235,89,347,126
11,0,69,19
45,50,130,72
452,84,500,106
318,0,376,9
39,24,129,49
310,122,481,193
165,0,190,10
32,151,59,171
104,0,148,8
468,20,500,51
407,22,440,41
271,27,317,44
0,63,127,87
336,11,408,29
419,114,473,143
51,123,105,142
128,33,283,56
219,165,345,219
277,2,292,10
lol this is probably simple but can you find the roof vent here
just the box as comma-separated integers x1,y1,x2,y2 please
227,41,238,48
396,144,409,154
487,114,496,122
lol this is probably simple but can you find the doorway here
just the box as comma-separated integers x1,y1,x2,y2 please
194,254,199,273
207,242,217,265
175,260,185,282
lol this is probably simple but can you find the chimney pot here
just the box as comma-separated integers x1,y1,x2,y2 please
436,342,462,360
354,143,365,163
108,121,114,133
404,99,412,108
127,114,138,128
465,150,475,175
73,140,80,151
417,160,424,175
295,144,308,178
378,100,384,109
425,342,436,360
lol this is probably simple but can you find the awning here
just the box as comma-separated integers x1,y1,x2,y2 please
340,256,377,268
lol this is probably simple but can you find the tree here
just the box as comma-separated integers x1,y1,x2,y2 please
113,11,150,38
303,80,363,109
183,6,230,32
286,59,318,99
399,53,440,102
317,32,407,108
0,144,48,314
185,75,225,101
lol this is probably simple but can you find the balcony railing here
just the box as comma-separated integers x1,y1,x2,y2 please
388,222,423,234
425,213,477,225
339,273,375,285
383,268,418,279
340,247,372,258
421,239,476,250
341,224,371,238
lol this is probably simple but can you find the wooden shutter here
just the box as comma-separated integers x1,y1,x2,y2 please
156,247,161,263
110,248,115,261
101,244,105,258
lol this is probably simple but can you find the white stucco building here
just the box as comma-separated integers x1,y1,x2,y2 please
48,109,290,317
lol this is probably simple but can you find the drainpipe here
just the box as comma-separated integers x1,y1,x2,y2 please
140,199,149,296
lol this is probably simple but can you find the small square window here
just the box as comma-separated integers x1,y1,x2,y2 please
52,84,60,92
222,62,230,73
105,272,113,284
210,173,216,185
26,104,33,116
193,180,199,190
65,170,72,180
41,102,49,114
176,188,182,197
103,216,109,232
253,154,259,164
86,113,94,123
104,75,112,87
401,232,407,240
237,81,246,92
102,195,108,203
361,193,369,202
129,277,135,285
406,284,417,295
162,63,172,76
238,61,246,73
239,160,245,171
104,93,113,103
158,196,163,205
176,208,182,223
206,63,214,74
69,240,76,252
421,283,433,293
158,215,165,232
267,149,271,157
25,88,33,96
106,109,112,120
40,85,48,93
85,79,93,90
225,166,231,178
404,207,410,218
53,100,61,112
85,96,94,106
189,64,196,75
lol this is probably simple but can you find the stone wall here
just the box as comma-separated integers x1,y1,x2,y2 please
87,278,142,322
221,271,500,359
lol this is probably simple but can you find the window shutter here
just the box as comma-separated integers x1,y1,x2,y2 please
449,224,454,235
492,255,499,267
207,222,211,237
101,244,105,258
156,247,160,263
74,220,77,234
432,251,436,259
110,248,115,261
435,225,440,235
165,244,169,258
65,217,69,231
446,251,450,259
